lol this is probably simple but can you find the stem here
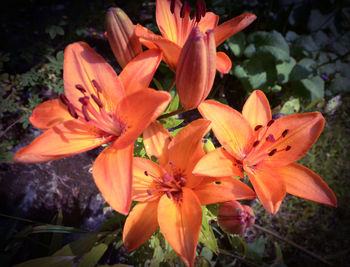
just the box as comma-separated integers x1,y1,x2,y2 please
219,249,261,267
0,116,22,138
253,224,332,266
166,77,176,92
158,107,185,120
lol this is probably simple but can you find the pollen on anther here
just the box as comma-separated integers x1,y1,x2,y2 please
59,94,69,105
285,145,291,151
91,94,103,108
67,103,78,119
92,80,102,93
82,105,91,121
252,140,260,147
268,149,277,156
254,125,263,131
144,171,149,176
282,129,289,138
147,189,152,196
267,119,275,127
266,134,276,143
75,84,86,93
170,0,175,13
79,96,89,105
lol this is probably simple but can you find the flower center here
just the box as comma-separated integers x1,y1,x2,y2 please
59,80,125,137
244,119,292,168
144,163,187,203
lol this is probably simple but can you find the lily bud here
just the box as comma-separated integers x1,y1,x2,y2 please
105,8,143,68
176,27,216,110
217,200,255,234
202,138,215,153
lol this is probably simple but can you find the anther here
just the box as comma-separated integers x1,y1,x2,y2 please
180,0,189,18
254,125,263,131
166,191,172,199
79,96,89,105
147,189,152,196
163,173,172,183
91,94,104,108
200,0,206,17
75,84,86,93
92,79,102,93
285,145,291,151
170,0,175,14
252,140,260,147
59,94,69,105
282,129,289,138
82,105,91,121
144,171,149,176
267,119,275,127
268,149,277,156
266,134,276,143
67,103,78,119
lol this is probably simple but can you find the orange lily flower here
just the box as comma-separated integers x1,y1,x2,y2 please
123,119,255,267
193,90,337,214
135,0,257,73
14,42,171,215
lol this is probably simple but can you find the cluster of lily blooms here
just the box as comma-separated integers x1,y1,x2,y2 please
14,0,337,266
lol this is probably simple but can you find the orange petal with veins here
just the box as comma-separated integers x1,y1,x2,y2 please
123,201,159,251
14,120,113,163
246,165,286,215
277,163,337,207
242,90,271,129
216,51,232,74
199,100,253,160
29,99,72,131
193,147,243,178
194,177,256,205
92,143,133,215
158,187,202,267
143,121,173,167
119,49,162,95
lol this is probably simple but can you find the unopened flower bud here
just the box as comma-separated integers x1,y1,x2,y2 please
217,200,255,234
105,8,143,68
202,138,215,153
176,27,216,110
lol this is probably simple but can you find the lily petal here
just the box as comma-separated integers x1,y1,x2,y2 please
63,42,125,112
14,120,113,163
134,24,160,49
216,51,232,74
168,119,211,188
158,187,202,267
194,177,256,205
277,163,337,207
263,112,325,166
214,13,257,47
133,157,166,202
92,143,133,215
143,121,173,166
198,100,253,160
242,90,271,129
246,166,286,214
123,201,159,251
29,99,72,131
156,0,192,46
135,24,182,71
119,49,162,95
198,12,219,33
193,147,243,178
113,89,171,149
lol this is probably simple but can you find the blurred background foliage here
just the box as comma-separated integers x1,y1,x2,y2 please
0,0,349,266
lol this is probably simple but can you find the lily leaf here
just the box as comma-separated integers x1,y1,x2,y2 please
14,256,75,267
199,206,219,255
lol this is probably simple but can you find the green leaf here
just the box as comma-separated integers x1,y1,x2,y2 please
246,236,265,262
245,57,277,90
243,43,256,58
280,97,300,114
32,224,89,234
199,206,219,254
300,76,324,101
290,58,317,81
14,256,75,267
247,31,290,61
77,243,108,267
54,233,104,256
165,93,180,113
150,246,164,267
227,32,246,57
230,235,246,255
276,57,296,84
